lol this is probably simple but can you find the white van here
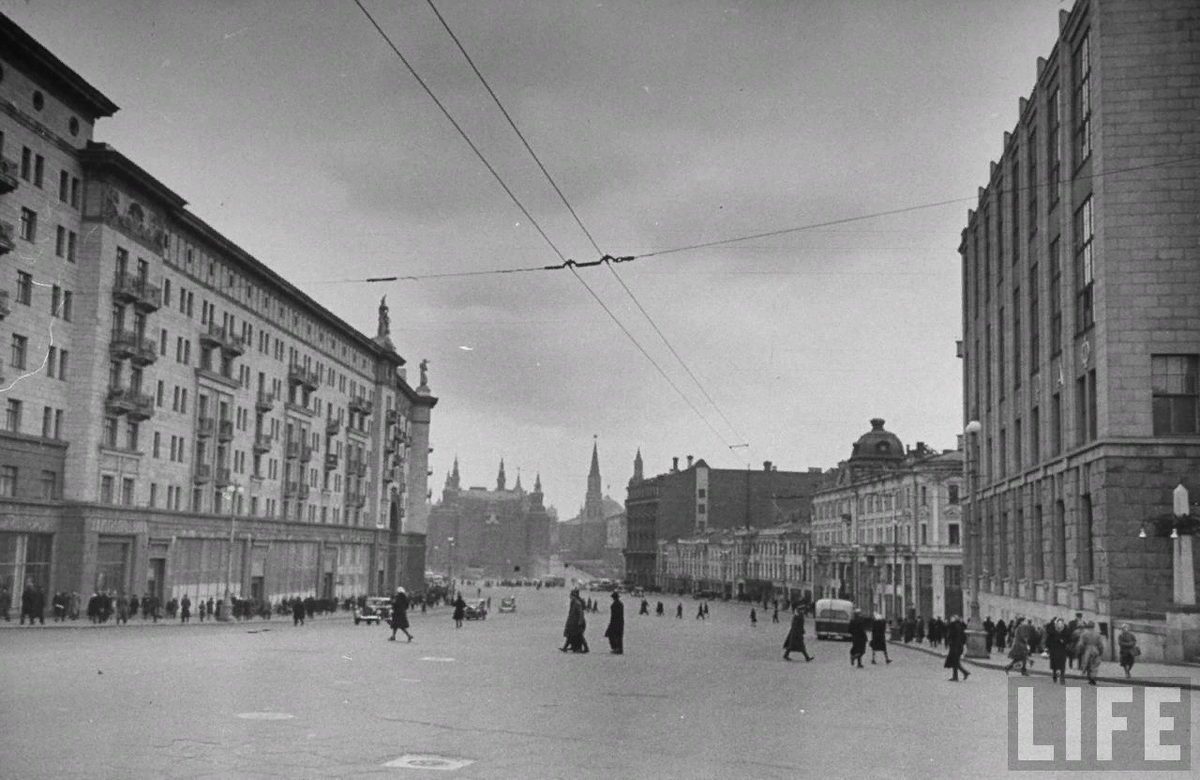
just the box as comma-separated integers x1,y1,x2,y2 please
814,598,856,640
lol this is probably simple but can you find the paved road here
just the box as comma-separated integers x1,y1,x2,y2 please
2,589,1197,779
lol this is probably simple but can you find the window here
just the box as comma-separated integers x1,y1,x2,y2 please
40,470,56,500
153,431,161,458
16,271,32,305
1049,238,1062,354
1074,32,1092,163
19,207,36,241
47,346,57,378
1050,393,1062,456
33,154,44,187
71,177,81,208
56,226,66,257
4,399,21,433
149,483,158,508
100,475,115,504
1074,197,1094,333
103,417,119,448
998,307,1006,397
11,334,28,369
948,523,960,547
1012,288,1021,385
1047,87,1061,207
42,406,52,437
54,409,62,439
1032,504,1045,580
1075,369,1097,445
1014,418,1022,471
1031,406,1041,464
1080,494,1094,584
0,465,16,497
122,477,134,506
948,484,959,504
20,147,31,181
1152,355,1199,435
1027,127,1038,234
1010,157,1019,263
66,231,76,262
1029,263,1040,372
58,171,69,203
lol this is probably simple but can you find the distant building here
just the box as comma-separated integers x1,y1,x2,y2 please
659,522,813,604
959,0,1200,661
603,509,626,575
557,440,622,568
426,459,551,579
810,419,964,620
625,452,828,589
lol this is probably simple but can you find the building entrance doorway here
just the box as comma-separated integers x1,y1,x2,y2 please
146,558,166,604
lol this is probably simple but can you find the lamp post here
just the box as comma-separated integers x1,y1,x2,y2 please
446,536,455,594
892,518,899,620
223,482,242,622
963,421,988,658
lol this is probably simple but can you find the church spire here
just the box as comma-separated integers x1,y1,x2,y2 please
630,448,644,486
514,469,523,492
450,457,461,490
534,472,542,494
497,458,507,491
584,436,603,523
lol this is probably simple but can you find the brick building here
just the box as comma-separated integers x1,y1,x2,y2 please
959,0,1200,660
659,522,813,604
624,452,827,589
0,13,436,616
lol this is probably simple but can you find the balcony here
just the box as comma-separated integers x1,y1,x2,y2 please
197,417,216,438
112,273,161,313
286,440,300,460
298,483,310,501
288,363,319,390
0,155,17,194
215,467,232,487
255,391,275,412
105,387,154,419
200,323,245,356
350,460,367,478
324,452,339,472
385,440,396,455
194,463,212,484
131,339,157,366
0,221,14,256
0,290,9,320
253,434,273,453
299,444,313,463
109,330,138,360
217,420,234,442
386,408,400,427
325,418,341,436
345,492,365,509
349,396,373,416
284,481,299,498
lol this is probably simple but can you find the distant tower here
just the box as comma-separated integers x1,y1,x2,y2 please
514,469,523,493
583,437,604,523
450,457,461,490
630,448,644,486
532,473,544,508
497,459,507,492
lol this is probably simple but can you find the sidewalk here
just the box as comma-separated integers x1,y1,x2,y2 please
893,638,1200,690
0,612,354,630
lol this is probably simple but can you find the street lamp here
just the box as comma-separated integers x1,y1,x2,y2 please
223,482,243,621
892,518,899,620
446,536,455,593
963,420,988,658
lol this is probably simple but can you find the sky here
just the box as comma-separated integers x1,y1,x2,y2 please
4,0,1066,518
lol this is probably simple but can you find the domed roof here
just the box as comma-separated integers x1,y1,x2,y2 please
848,418,904,462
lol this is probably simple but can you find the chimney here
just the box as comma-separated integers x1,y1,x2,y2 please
672,457,679,472
686,455,694,468
763,461,772,472
957,434,964,451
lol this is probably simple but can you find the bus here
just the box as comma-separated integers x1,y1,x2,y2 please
814,598,856,641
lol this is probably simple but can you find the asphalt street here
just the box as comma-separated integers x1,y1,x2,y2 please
2,588,1197,779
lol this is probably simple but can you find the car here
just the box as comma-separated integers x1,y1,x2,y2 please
463,599,488,620
498,597,516,613
354,596,392,626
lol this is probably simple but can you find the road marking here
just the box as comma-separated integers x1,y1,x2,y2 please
420,657,456,663
384,754,474,770
236,712,294,720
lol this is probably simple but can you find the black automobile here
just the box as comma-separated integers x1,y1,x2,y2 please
463,599,488,620
353,596,393,626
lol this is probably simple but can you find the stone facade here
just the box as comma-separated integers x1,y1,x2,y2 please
0,13,435,612
959,0,1200,660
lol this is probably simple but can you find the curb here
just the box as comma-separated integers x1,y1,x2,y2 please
893,639,1200,691
0,613,355,631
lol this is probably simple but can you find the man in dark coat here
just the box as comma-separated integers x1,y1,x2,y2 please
870,613,892,664
983,616,996,653
782,605,813,662
943,615,971,681
180,594,192,623
995,619,1009,650
389,586,412,642
604,592,624,654
292,597,306,626
848,609,868,668
561,589,587,652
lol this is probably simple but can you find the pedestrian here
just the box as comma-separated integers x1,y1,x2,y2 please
389,586,413,642
782,605,813,662
1066,613,1082,669
943,615,971,681
0,584,9,621
207,597,215,621
1046,617,1069,684
995,618,1008,651
1004,618,1031,675
702,602,709,619
696,603,704,620
639,599,650,616
848,609,867,669
772,606,780,624
452,593,466,628
750,608,757,627
1078,621,1105,685
984,616,995,653
676,603,683,619
1117,623,1139,679
116,595,129,625
902,614,914,644
604,592,624,654
915,615,925,645
198,599,206,622
180,594,191,623
561,589,587,653
870,612,892,664
292,597,306,626
655,601,664,617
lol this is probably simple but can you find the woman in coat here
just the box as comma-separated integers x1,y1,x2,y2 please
603,592,624,654
870,613,891,664
782,605,813,662
452,593,466,628
561,589,588,652
1117,624,1139,678
1045,617,1070,684
1078,621,1106,685
943,615,970,681
1004,618,1031,675
848,609,868,668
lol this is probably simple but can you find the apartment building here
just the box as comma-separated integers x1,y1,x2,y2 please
0,13,436,613
959,0,1200,660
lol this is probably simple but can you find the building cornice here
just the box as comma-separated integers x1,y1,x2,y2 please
0,13,119,120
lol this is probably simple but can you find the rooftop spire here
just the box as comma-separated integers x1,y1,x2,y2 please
497,458,507,491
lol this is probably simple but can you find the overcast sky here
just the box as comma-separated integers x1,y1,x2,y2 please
6,0,1065,518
